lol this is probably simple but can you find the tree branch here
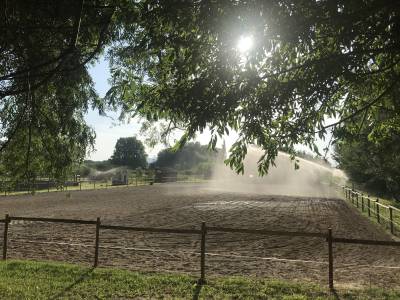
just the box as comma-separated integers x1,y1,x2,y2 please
0,7,114,99
317,81,398,133
71,0,85,48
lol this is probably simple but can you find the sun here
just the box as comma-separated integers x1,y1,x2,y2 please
237,35,254,53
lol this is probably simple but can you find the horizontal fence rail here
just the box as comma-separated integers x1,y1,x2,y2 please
10,216,97,225
100,224,201,234
2,214,400,291
207,226,326,238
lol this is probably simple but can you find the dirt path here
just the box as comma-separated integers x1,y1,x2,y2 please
0,183,399,289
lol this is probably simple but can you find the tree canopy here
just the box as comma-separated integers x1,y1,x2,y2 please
151,142,224,175
110,137,147,169
107,0,400,174
0,0,115,182
1,0,399,179
334,94,400,200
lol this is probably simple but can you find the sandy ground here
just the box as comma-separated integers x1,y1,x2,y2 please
0,183,399,289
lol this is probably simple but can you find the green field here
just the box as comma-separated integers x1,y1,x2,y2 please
0,260,399,299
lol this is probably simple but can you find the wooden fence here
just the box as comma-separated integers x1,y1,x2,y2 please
1,214,400,291
342,186,400,235
0,174,203,197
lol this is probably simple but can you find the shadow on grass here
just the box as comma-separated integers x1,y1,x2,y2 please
192,281,204,300
331,288,340,300
49,267,94,300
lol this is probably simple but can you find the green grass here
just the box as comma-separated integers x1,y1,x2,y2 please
0,260,399,299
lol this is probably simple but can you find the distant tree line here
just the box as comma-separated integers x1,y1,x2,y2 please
294,151,331,167
150,142,225,177
74,139,223,180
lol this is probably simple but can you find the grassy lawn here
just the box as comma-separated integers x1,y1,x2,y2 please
0,260,399,299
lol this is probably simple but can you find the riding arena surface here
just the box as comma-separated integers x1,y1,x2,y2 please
0,183,399,289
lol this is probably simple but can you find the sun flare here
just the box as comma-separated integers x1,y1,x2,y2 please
237,35,254,53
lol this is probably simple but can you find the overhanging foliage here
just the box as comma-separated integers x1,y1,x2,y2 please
1,0,399,179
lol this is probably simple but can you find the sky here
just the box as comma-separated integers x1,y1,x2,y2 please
86,56,234,161
86,55,334,163
86,57,148,161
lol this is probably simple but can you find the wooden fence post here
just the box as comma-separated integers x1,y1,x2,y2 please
367,196,371,217
199,221,206,284
356,193,359,208
389,207,394,234
3,214,10,260
94,217,101,267
351,190,354,205
376,199,380,223
93,181,96,190
327,228,334,291
361,194,364,212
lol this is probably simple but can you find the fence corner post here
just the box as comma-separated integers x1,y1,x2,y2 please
94,217,101,267
3,214,10,260
199,221,206,285
327,227,334,291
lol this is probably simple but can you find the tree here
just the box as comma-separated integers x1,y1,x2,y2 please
151,142,221,178
152,142,220,170
110,137,147,168
0,0,115,182
107,0,400,174
2,1,400,178
0,78,96,184
334,99,400,200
